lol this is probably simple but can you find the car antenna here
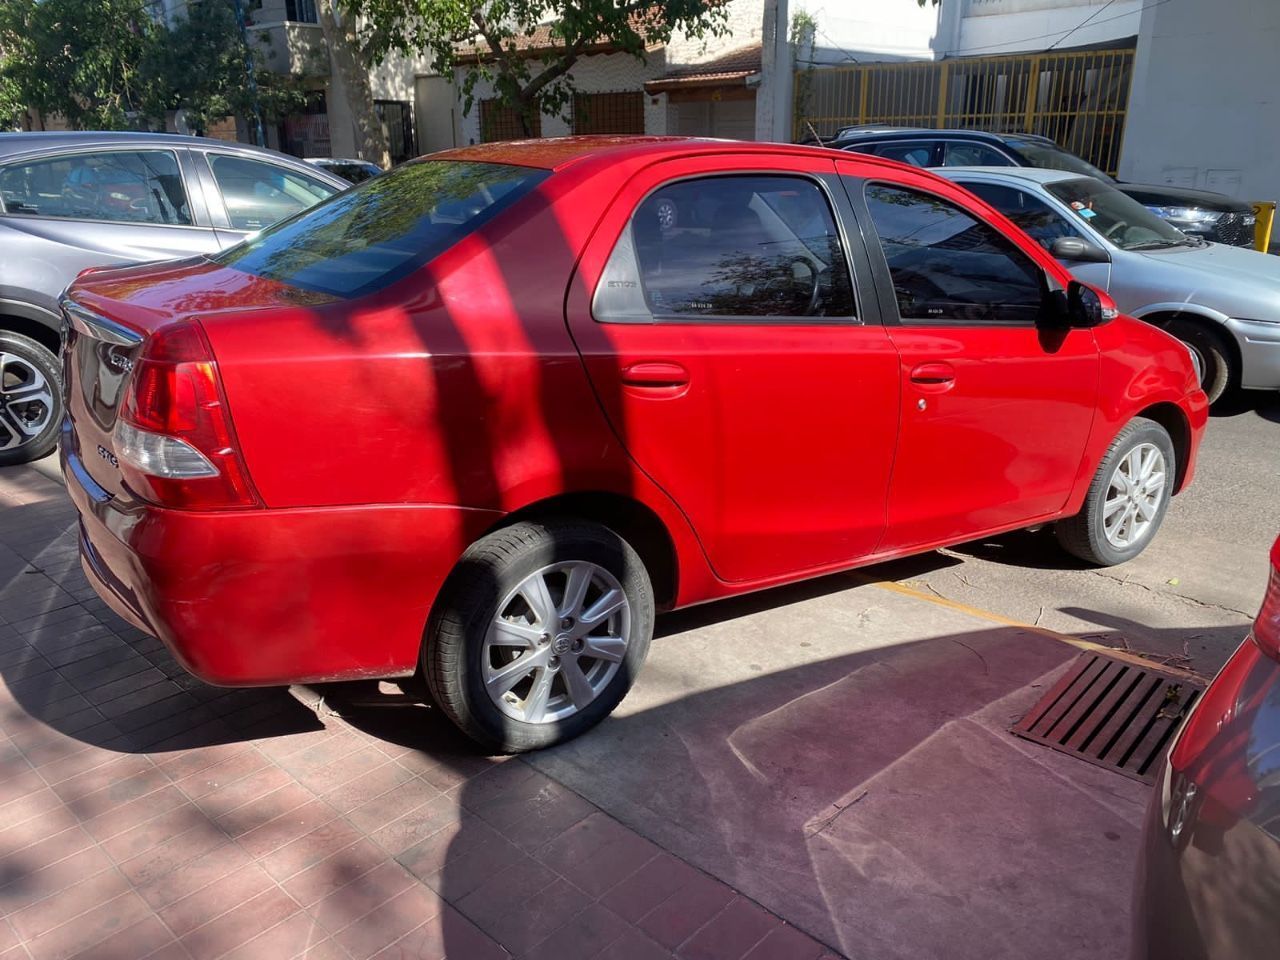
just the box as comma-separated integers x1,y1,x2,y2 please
806,121,825,147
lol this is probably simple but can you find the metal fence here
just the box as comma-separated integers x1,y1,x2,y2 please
573,92,646,135
795,47,1135,175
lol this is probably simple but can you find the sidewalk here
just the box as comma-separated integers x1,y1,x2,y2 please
0,462,1151,959
0,465,831,960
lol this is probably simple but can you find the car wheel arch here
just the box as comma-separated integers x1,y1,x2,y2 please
1133,401,1192,493
0,313,61,356
481,491,679,611
1142,309,1241,399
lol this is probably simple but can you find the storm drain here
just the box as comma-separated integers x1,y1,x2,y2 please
1012,652,1205,784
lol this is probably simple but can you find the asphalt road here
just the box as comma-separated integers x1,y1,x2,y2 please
869,389,1280,676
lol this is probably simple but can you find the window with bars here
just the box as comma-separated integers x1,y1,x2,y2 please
285,0,318,23
480,99,541,142
572,92,646,135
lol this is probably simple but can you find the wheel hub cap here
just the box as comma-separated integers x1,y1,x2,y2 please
0,352,55,452
1102,442,1167,549
483,561,632,725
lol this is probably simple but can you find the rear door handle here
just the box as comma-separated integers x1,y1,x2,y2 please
621,361,690,387
909,362,956,386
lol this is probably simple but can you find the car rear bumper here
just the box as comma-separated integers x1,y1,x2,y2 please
63,441,502,686
1225,317,1280,390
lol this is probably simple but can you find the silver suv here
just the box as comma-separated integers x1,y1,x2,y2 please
0,131,347,464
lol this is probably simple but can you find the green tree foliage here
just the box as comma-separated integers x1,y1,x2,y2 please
140,0,311,136
0,0,159,129
342,0,731,137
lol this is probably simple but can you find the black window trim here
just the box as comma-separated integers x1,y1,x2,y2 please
853,177,1053,330
593,169,867,327
0,146,206,230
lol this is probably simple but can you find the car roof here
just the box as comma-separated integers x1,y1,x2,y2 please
431,134,919,173
831,127,1056,146
935,165,1092,186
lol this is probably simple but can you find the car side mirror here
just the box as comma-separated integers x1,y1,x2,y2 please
1051,236,1111,264
1067,280,1109,328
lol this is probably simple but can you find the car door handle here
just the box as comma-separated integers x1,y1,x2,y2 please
621,362,690,387
909,362,956,385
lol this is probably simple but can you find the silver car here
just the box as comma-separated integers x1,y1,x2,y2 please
939,166,1280,403
0,131,347,464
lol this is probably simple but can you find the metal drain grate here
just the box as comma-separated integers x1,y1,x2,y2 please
1012,652,1205,784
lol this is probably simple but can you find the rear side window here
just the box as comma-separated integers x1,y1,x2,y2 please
0,150,190,225
863,183,1045,325
594,175,855,323
214,160,548,298
873,142,936,167
942,142,1013,167
208,154,336,231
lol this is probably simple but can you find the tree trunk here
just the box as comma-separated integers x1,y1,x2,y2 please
318,0,390,166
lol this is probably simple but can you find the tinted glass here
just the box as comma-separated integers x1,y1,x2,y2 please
962,181,1081,249
864,184,1045,325
1045,177,1191,251
1004,139,1114,182
943,142,1013,167
208,154,336,231
628,176,855,319
874,142,935,167
0,150,190,225
215,159,548,298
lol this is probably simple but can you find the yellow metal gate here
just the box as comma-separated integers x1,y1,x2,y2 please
795,48,1135,176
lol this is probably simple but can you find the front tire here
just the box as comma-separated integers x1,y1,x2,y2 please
1166,317,1233,404
424,520,654,753
0,332,63,467
1056,417,1176,566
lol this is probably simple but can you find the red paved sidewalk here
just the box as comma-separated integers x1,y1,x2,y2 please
0,464,835,960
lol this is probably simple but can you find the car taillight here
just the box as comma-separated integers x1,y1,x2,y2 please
116,321,260,510
1253,561,1280,660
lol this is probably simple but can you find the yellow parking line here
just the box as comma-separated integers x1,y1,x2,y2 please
864,577,1204,680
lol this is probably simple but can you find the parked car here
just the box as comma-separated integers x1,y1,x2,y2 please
305,157,383,184
0,131,347,465
939,166,1280,403
825,127,1258,248
60,137,1206,752
1133,534,1280,959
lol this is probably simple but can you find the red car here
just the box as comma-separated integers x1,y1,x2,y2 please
61,137,1207,752
1133,536,1280,959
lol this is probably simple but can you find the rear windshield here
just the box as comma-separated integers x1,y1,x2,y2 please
213,159,548,298
1004,139,1114,183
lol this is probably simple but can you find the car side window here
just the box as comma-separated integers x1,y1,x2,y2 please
873,142,936,167
961,182,1082,250
0,150,191,225
864,183,1045,326
594,175,856,323
942,142,1014,167
207,154,336,231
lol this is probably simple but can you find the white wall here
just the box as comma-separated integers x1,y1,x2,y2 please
951,0,1142,56
1120,0,1280,203
666,0,766,67
793,0,940,64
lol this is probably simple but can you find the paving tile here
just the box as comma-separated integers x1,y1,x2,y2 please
461,766,595,854
262,819,370,882
236,797,339,860
281,838,389,908
534,812,660,898
63,764,171,821
311,860,417,936
174,748,269,800
8,866,130,941
324,761,418,816
279,731,368,782
219,912,336,960
372,903,508,960
601,854,704,925
49,753,154,805
597,929,674,960
134,842,255,911
155,741,256,781
455,857,578,955
117,820,228,886
334,884,443,959
31,740,126,786
0,846,113,916
215,782,315,838
190,763,293,821
676,896,779,960
347,779,441,838
0,825,96,883
636,871,736,951
80,784,189,842
0,767,44,805
740,925,828,960
68,916,178,960
103,802,216,864
159,862,277,937
180,887,303,960
519,902,630,960
396,816,523,902
23,889,150,960
369,792,462,856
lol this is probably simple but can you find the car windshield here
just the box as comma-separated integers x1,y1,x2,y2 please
1045,177,1193,251
1005,139,1114,182
214,159,548,298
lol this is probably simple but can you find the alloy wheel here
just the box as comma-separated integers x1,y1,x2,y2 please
1102,442,1167,549
0,353,55,452
483,561,631,724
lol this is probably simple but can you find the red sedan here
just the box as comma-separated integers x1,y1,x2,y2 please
60,137,1207,751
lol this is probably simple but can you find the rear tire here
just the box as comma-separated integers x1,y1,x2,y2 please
1056,417,1175,566
1166,317,1233,404
0,332,63,467
424,520,654,753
